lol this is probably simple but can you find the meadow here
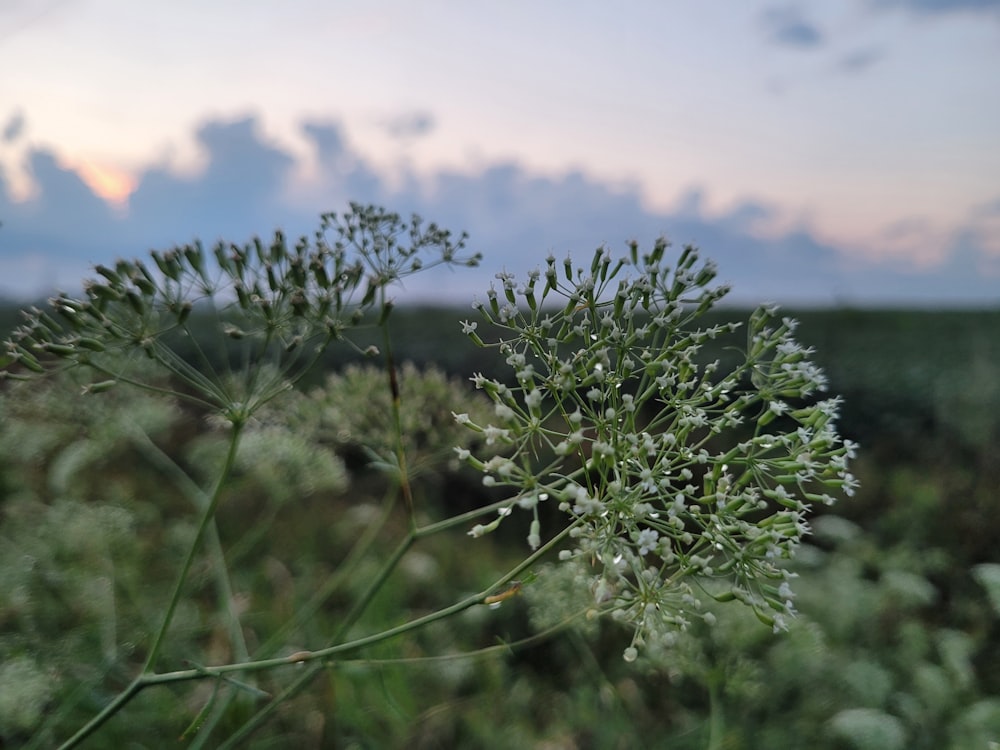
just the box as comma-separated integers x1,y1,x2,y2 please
0,218,997,748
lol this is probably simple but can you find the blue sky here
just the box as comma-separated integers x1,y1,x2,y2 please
0,0,998,305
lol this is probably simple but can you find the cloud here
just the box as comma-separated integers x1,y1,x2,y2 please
300,120,386,206
2,110,24,142
0,146,124,294
760,6,825,48
972,197,1000,218
870,0,1000,18
964,196,1000,258
837,47,884,74
0,111,997,306
128,116,296,243
382,111,435,139
14,149,119,253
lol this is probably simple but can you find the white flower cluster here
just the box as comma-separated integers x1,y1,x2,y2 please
455,239,857,659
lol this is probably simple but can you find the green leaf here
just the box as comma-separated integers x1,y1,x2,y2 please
972,563,1000,618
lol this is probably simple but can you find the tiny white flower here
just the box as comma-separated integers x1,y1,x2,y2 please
494,403,515,420
636,528,659,556
527,519,541,550
483,425,510,445
524,389,543,409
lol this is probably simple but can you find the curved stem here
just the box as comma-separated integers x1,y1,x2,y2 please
84,359,217,411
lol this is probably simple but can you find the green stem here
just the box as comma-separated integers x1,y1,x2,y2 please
130,428,250,664
56,678,144,750
215,489,428,745
210,531,421,748
413,496,526,538
59,424,246,749
214,518,582,748
84,360,217,411
336,533,415,641
143,421,245,673
208,305,414,746
184,490,401,745
381,308,417,528
254,484,399,658
706,672,725,750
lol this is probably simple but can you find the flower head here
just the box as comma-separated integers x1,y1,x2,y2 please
457,238,856,657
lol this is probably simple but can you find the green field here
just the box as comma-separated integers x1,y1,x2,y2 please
2,291,999,748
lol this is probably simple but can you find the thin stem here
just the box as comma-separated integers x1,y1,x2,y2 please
143,421,245,673
147,339,231,408
214,518,582,748
210,480,484,745
706,672,725,750
84,359,217,411
56,678,144,750
59,423,246,749
381,306,416,528
337,533,415,641
222,518,578,676
130,428,250,665
175,310,226,394
255,484,401,657
413,496,527,538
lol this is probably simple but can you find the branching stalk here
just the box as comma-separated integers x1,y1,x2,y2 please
143,421,245,673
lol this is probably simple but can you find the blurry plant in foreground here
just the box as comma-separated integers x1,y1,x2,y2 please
279,361,496,481
1,208,855,747
2,204,486,748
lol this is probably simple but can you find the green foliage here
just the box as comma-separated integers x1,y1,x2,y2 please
1,207,995,748
0,372,191,747
974,564,1000,618
0,205,495,748
827,708,907,750
278,361,496,482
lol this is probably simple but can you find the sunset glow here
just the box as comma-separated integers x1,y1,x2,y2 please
72,160,136,207
0,1,997,304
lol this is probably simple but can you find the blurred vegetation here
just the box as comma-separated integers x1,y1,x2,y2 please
1,301,998,748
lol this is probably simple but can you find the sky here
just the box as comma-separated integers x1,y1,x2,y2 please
0,0,998,306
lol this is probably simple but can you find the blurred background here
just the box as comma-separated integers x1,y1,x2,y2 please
0,1,998,305
1,2,998,748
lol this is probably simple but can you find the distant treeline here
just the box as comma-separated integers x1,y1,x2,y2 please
2,300,998,454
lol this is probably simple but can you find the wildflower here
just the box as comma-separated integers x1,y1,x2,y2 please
636,528,660,556
456,238,855,659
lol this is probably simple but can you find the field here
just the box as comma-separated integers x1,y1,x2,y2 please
2,289,999,748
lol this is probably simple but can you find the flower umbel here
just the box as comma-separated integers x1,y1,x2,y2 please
456,239,856,658
3,204,481,426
